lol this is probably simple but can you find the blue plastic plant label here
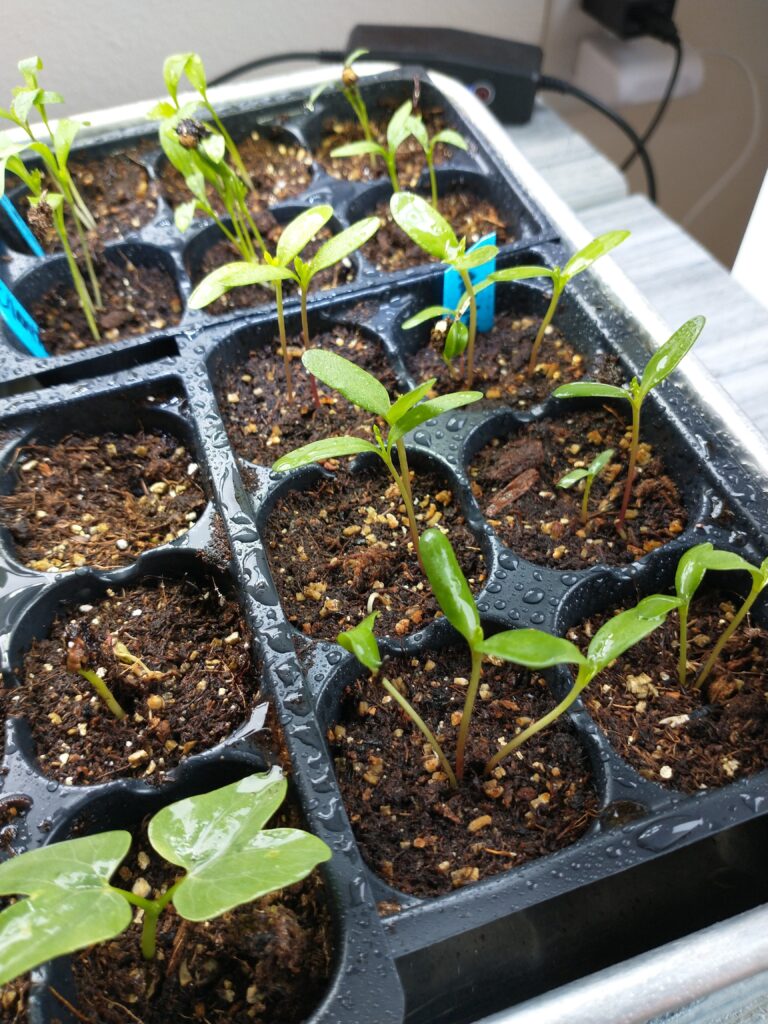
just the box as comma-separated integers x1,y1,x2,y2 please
442,233,496,333
1,195,45,258
0,279,48,357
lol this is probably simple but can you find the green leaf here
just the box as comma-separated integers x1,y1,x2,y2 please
587,596,679,670
0,832,132,986
302,349,390,417
418,528,482,647
330,140,385,159
562,230,631,279
149,769,331,922
199,131,226,164
308,216,380,276
174,199,198,234
402,306,454,329
345,48,369,67
488,265,553,285
553,381,630,403
452,245,499,272
476,629,586,668
188,262,294,309
675,542,714,604
408,113,429,152
639,316,706,398
276,205,333,266
272,435,378,472
557,467,589,489
183,53,208,95
337,612,382,673
40,90,64,106
305,81,329,112
17,57,42,87
390,389,482,443
702,549,759,577
387,379,437,424
587,448,615,478
390,191,458,261
12,88,40,125
0,136,30,199
164,53,205,104
443,319,469,363
431,128,469,151
52,118,80,168
387,99,414,152
147,100,177,121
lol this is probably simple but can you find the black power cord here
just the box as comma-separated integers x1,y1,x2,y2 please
622,32,682,171
209,51,343,87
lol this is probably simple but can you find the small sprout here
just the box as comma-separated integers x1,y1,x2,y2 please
307,49,374,146
188,209,380,405
0,768,331,984
553,315,706,532
673,544,768,689
339,528,678,787
66,637,126,720
487,231,630,377
272,349,481,555
390,192,498,389
556,448,615,526
331,99,416,193
407,113,468,207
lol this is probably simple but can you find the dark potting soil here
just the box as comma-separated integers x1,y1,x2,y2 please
331,647,598,898
191,214,356,317
30,251,182,355
571,592,768,792
64,805,332,1024
266,464,485,640
158,131,314,216
470,407,688,568
408,313,623,408
0,975,27,1022
362,190,509,273
315,111,452,185
216,325,398,465
4,576,259,785
0,431,207,572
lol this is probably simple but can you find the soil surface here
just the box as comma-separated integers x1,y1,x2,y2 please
0,431,207,571
409,314,623,409
4,576,258,785
65,804,332,1024
217,325,398,465
0,975,27,1022
571,592,768,791
191,214,355,317
159,131,314,216
266,464,485,640
470,407,688,568
315,110,453,186
30,251,182,355
361,190,509,273
331,647,598,898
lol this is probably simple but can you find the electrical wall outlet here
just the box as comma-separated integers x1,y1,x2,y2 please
573,33,704,106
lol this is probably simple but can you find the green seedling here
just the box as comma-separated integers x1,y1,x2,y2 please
331,99,415,192
390,192,498,389
74,667,127,720
1,57,102,339
307,49,374,145
401,301,471,376
339,527,678,785
674,543,768,689
556,448,615,526
553,315,706,532
486,231,630,377
272,349,481,554
0,768,331,985
188,210,379,405
407,113,468,207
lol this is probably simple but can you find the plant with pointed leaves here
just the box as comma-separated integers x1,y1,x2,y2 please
0,768,330,986
272,349,481,554
556,448,615,526
331,99,416,192
554,315,706,532
338,527,679,785
674,543,768,689
407,113,468,207
1,57,102,339
308,49,375,146
188,210,380,405
390,192,498,389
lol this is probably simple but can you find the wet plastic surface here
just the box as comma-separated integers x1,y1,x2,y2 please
1,69,768,1024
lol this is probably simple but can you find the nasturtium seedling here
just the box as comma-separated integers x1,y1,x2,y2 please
554,315,706,531
0,768,331,985
390,192,499,389
339,527,679,785
557,448,615,526
407,112,468,207
272,349,481,553
482,231,630,378
673,543,768,689
1,58,102,339
331,99,416,193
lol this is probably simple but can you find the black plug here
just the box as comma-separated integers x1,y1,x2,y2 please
582,0,678,41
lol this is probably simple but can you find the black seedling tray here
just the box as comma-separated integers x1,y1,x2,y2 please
1,68,767,1024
